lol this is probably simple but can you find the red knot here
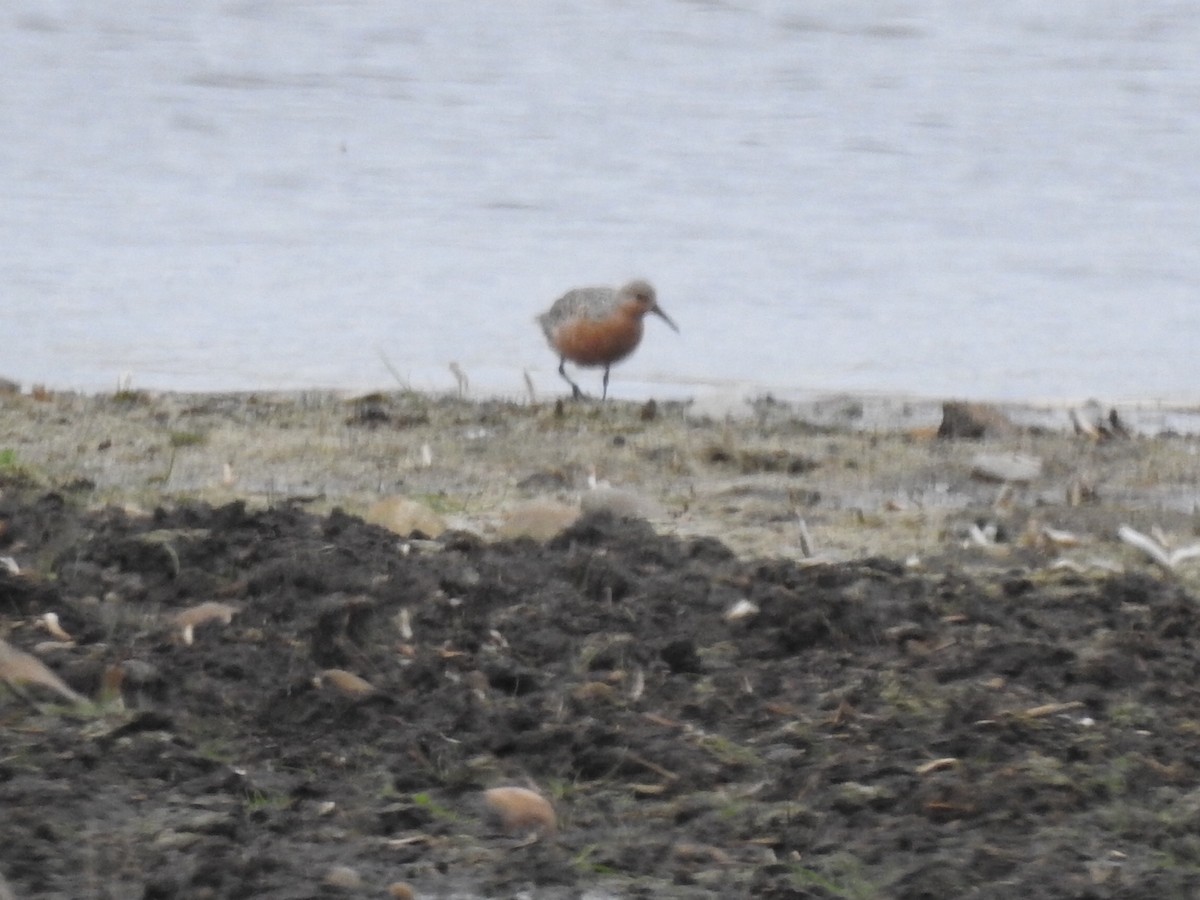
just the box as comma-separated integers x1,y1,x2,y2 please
537,279,678,400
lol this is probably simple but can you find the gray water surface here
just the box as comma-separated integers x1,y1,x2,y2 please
5,2,1199,402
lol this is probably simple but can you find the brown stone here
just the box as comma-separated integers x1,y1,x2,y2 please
937,401,1017,439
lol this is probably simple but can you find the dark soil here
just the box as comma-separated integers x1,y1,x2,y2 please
3,484,1200,899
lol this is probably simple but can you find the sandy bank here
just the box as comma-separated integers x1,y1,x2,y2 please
2,388,1198,575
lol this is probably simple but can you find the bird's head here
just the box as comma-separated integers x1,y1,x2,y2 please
622,279,678,332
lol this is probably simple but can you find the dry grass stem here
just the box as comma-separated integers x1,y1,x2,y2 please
916,758,961,775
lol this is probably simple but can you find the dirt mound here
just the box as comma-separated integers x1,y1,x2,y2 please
2,487,1199,898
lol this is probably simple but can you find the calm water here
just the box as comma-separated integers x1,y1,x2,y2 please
5,1,1200,403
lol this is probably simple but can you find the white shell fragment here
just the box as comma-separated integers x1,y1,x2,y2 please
173,601,239,645
1118,525,1200,572
42,612,74,642
396,607,413,640
724,598,760,622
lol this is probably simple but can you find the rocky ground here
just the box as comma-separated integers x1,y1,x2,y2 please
2,389,1200,898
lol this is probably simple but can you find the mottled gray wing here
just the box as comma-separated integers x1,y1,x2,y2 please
538,286,617,339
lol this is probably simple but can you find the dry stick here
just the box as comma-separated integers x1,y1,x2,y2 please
622,749,678,781
796,516,815,558
1021,701,1085,719
377,350,409,390
916,758,960,775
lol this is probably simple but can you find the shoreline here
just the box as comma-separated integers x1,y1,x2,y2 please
9,379,1200,431
3,386,1199,571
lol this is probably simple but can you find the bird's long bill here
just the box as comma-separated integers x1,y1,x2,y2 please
651,305,680,332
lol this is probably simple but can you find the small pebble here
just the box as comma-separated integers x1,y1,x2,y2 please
970,451,1042,484
482,786,557,837
723,598,759,622
315,669,376,697
497,499,580,541
322,865,362,889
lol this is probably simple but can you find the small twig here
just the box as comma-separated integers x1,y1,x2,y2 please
377,350,409,390
622,750,678,781
160,446,177,486
796,516,815,558
641,711,681,729
916,757,960,775
1020,700,1085,719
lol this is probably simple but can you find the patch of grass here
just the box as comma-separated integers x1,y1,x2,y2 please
695,732,762,768
701,442,820,475
194,737,238,764
413,492,466,515
0,448,45,487
541,777,578,804
879,674,942,716
1088,753,1137,799
718,797,749,821
112,390,149,405
1151,844,1200,873
169,430,207,448
243,789,290,812
571,845,618,875
411,791,459,822
789,854,879,900
1108,700,1151,729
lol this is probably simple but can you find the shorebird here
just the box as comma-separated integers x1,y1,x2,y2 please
537,279,678,400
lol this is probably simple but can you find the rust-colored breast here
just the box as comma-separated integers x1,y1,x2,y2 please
551,313,645,367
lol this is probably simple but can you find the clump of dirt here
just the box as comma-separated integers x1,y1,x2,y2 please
2,481,1200,899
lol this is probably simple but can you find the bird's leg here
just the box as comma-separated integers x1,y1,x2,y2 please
558,358,585,399
601,365,610,401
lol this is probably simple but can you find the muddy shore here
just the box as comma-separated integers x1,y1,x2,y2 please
2,389,1200,898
